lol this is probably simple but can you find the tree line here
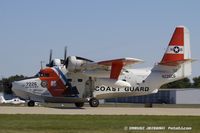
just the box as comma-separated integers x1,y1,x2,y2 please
0,75,26,93
161,76,200,88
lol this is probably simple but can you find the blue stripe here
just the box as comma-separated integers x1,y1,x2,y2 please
54,67,79,96
55,67,68,85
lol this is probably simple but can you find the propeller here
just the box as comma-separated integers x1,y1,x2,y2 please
49,49,53,65
63,46,68,65
46,46,68,67
46,49,53,67
64,46,67,61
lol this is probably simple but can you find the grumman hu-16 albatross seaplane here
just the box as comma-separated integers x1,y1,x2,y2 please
12,26,193,108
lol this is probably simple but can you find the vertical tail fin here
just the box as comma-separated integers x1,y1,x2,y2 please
158,26,192,77
160,26,191,65
149,26,193,89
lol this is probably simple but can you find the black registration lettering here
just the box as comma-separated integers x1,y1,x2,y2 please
25,82,38,88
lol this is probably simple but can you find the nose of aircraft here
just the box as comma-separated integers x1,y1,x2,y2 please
12,80,29,100
11,78,41,100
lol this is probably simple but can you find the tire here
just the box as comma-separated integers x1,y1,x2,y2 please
89,98,99,107
27,100,35,107
75,102,84,108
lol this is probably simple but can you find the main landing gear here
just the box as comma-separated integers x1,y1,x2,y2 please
89,98,99,107
27,100,35,107
74,98,99,108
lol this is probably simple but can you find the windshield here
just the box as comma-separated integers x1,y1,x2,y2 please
35,72,49,77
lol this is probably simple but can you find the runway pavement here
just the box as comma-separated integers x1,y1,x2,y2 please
0,106,200,116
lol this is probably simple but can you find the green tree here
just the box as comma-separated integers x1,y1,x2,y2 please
0,75,26,94
192,76,200,88
161,78,192,88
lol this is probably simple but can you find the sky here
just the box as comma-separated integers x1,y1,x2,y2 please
0,0,200,79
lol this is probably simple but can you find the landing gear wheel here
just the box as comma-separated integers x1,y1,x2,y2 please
75,102,84,108
27,100,35,107
89,98,99,107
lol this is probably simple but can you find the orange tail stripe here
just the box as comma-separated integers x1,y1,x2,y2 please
169,27,184,46
161,54,184,63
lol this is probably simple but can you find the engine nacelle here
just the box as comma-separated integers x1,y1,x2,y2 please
52,59,62,66
66,56,93,72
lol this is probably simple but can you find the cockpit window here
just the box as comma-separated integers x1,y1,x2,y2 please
37,72,50,77
42,73,49,77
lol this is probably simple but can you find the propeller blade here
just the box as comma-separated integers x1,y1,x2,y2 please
49,49,53,64
64,46,67,61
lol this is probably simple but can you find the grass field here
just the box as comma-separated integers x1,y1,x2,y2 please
0,115,199,133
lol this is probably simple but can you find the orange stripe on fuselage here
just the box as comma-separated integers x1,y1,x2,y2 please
39,68,68,97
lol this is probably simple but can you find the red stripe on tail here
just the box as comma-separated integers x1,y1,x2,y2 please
169,27,184,46
161,54,184,64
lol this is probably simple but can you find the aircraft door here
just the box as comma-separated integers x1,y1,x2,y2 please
84,77,94,98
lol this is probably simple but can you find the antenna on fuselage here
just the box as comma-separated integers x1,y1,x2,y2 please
40,61,45,69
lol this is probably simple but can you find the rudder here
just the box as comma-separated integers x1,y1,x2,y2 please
160,26,191,64
159,26,192,77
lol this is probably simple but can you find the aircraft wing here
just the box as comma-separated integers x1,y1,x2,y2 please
98,58,143,66
83,57,143,79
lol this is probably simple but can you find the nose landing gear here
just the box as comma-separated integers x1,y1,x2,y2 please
27,100,35,107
